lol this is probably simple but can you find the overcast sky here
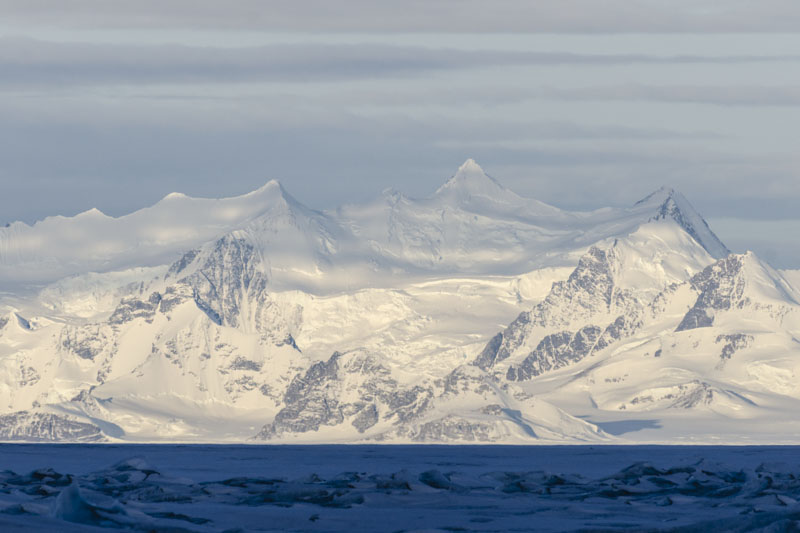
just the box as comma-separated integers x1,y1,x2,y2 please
1,1,799,267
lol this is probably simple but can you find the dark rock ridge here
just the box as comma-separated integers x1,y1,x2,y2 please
507,326,601,381
0,412,104,442
475,246,620,369
480,245,797,384
716,333,753,360
636,187,730,259
676,255,747,331
31,232,305,439
477,245,644,380
256,350,435,439
410,415,495,442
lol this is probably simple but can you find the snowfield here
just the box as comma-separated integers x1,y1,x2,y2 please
0,159,799,445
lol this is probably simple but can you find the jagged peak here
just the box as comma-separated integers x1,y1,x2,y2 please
634,185,677,207
634,186,730,259
0,311,32,331
688,250,798,305
711,250,778,278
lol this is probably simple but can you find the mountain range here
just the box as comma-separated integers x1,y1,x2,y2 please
1,159,798,443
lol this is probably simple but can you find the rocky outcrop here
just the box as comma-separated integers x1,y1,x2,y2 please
256,350,435,439
109,292,162,325
716,333,753,360
636,187,730,259
476,246,624,370
0,412,104,442
676,255,747,331
507,326,602,381
408,415,495,442
478,245,645,381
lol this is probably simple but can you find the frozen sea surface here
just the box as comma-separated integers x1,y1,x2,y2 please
2,445,800,532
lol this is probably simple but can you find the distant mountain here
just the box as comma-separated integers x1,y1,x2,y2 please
634,186,730,259
1,160,797,444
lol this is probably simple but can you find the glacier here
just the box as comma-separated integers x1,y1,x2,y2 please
0,159,798,444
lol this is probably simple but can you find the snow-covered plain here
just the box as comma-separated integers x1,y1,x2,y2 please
1,159,799,445
3,444,800,532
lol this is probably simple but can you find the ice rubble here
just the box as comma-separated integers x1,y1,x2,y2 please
3,453,800,532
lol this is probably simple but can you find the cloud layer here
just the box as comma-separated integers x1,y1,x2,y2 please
4,38,799,87
1,8,800,266
3,0,800,32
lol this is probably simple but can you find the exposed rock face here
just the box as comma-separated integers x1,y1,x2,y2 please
1,233,305,440
476,247,621,370
475,332,504,370
676,255,747,331
507,326,602,381
0,412,104,442
477,246,645,381
614,381,756,412
60,325,116,362
262,353,346,437
410,415,495,442
18,365,40,387
716,334,753,360
637,187,730,259
352,404,379,433
166,249,199,278
100,236,288,340
184,236,267,329
480,247,793,386
256,350,434,439
109,292,162,325
442,365,494,396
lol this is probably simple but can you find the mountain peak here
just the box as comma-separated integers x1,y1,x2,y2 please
458,158,484,174
162,192,188,201
434,159,510,200
242,178,289,200
634,186,730,259
254,178,283,192
634,185,677,207
74,207,109,219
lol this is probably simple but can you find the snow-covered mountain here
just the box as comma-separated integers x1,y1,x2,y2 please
0,159,796,443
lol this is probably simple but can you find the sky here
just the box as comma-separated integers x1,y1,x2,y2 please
1,1,799,267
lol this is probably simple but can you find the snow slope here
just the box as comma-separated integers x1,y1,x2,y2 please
0,180,310,289
0,159,795,444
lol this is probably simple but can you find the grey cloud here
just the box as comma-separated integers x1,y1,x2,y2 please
534,85,800,107
2,0,800,33
708,218,800,269
1,38,800,87
1,93,797,227
432,122,724,144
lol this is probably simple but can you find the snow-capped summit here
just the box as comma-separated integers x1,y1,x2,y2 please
0,178,308,288
634,186,730,259
426,159,570,226
435,159,510,199
0,163,731,291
